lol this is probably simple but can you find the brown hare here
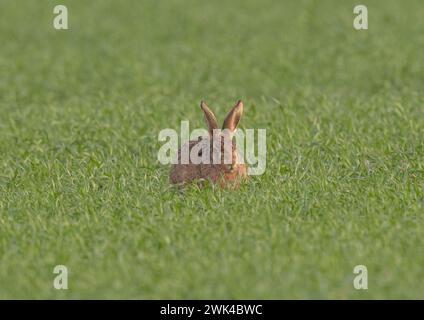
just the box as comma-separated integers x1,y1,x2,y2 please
170,100,247,186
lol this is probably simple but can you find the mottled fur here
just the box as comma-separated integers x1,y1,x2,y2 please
170,100,247,187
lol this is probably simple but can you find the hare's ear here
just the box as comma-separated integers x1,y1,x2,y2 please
222,100,243,133
200,101,218,136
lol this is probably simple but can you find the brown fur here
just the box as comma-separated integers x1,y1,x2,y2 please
170,100,247,187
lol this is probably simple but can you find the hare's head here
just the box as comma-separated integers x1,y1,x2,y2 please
196,100,247,182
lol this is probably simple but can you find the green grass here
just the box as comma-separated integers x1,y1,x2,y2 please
1,0,423,299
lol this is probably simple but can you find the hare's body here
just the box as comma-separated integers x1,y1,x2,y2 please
170,137,247,184
169,101,247,186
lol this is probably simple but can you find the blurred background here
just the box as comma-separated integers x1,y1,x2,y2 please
0,0,423,299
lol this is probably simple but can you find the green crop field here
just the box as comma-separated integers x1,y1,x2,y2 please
0,0,423,299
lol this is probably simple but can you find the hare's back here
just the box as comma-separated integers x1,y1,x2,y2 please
169,139,202,184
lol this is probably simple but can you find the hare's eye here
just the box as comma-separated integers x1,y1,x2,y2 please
225,164,234,171
198,150,202,157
